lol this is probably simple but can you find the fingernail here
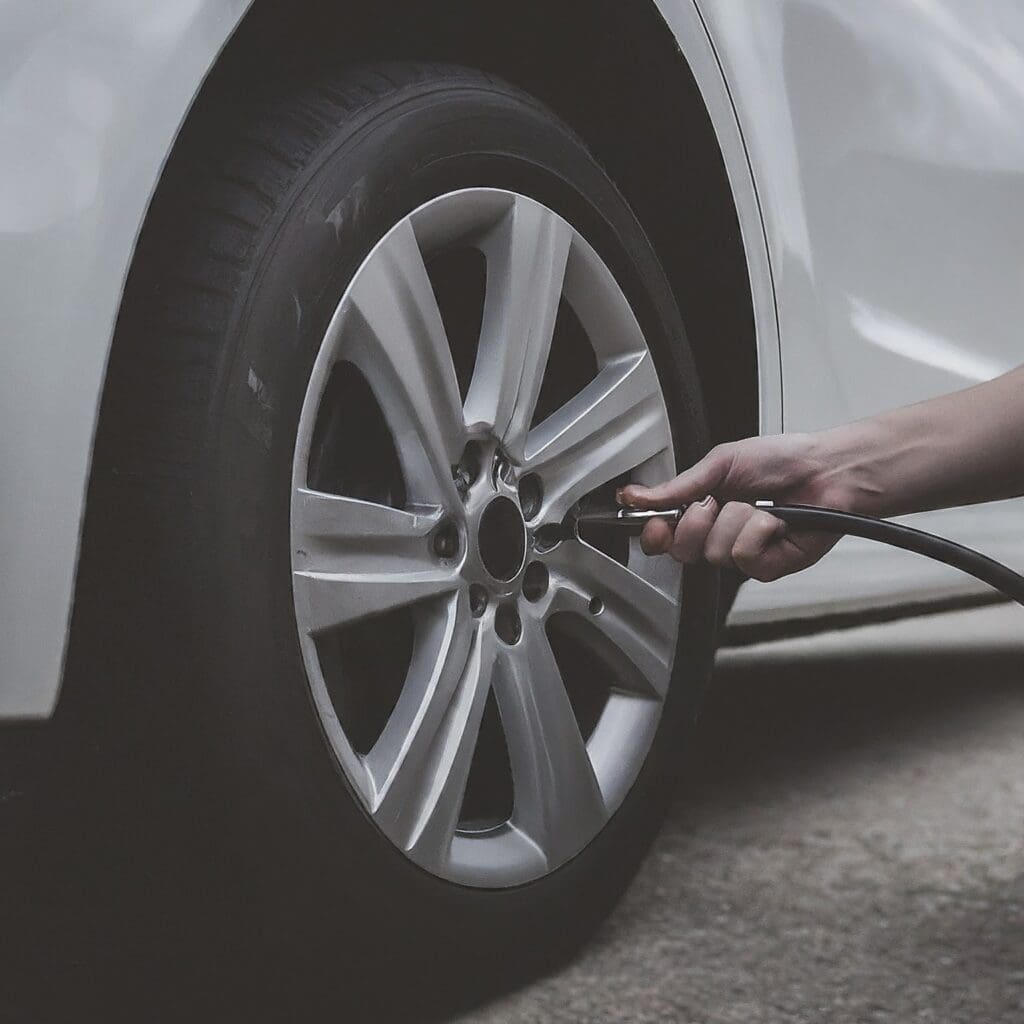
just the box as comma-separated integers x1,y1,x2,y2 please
615,488,627,505
699,494,714,507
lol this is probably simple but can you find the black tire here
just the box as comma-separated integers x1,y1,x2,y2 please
74,62,720,1015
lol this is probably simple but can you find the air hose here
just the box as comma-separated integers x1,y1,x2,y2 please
569,502,1024,607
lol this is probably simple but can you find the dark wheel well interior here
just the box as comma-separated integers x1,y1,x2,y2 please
177,0,759,446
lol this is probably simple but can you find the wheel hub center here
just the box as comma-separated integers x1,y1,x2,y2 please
477,496,527,582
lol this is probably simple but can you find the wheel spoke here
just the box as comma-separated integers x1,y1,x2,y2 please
291,492,459,635
464,197,573,458
493,617,607,866
543,540,678,698
293,571,459,636
344,217,465,506
292,487,444,574
367,596,496,868
523,351,669,521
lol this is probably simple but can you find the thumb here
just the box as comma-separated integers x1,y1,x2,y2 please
619,446,731,509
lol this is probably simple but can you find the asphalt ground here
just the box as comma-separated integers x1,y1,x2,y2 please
3,604,1020,1022
456,603,1024,1024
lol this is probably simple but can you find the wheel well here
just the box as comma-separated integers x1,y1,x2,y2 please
185,0,758,445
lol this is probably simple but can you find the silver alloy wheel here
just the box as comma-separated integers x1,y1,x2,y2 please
291,188,683,887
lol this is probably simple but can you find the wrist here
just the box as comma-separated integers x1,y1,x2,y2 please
809,422,891,517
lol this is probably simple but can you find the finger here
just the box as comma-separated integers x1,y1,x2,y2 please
668,496,719,563
731,511,787,581
703,501,753,567
619,445,733,509
639,517,674,556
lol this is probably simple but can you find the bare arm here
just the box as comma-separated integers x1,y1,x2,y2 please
620,366,1024,582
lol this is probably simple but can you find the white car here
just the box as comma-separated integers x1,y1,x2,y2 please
3,0,1020,984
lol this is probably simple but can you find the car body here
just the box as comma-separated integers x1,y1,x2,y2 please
2,0,1020,725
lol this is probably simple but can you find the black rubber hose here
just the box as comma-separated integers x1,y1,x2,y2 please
767,504,1024,607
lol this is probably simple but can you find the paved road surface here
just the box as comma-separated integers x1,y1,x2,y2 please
457,604,1024,1024
4,605,1020,1022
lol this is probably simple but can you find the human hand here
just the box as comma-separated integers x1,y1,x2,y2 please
619,433,858,582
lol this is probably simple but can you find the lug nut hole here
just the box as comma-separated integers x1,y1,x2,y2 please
533,524,563,552
517,474,543,520
469,583,489,618
495,604,522,645
522,561,549,602
432,520,460,560
588,596,604,616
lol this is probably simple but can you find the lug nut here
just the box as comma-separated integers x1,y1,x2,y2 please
522,561,549,602
469,584,489,618
495,604,522,645
518,474,543,520
432,520,460,560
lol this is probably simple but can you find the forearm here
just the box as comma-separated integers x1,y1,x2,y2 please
821,366,1024,518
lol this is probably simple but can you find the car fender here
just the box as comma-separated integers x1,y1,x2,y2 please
0,0,252,718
